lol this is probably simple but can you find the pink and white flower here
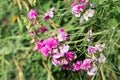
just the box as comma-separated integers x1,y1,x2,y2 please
57,28,69,42
88,46,96,54
71,4,85,17
98,54,106,63
87,66,97,76
95,43,105,52
81,59,92,70
44,7,55,20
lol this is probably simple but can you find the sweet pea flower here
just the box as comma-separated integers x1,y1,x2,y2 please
52,58,60,66
52,57,68,66
88,46,96,54
40,47,50,57
40,26,48,33
95,43,105,52
60,45,69,54
98,54,106,63
57,28,69,42
37,41,44,51
52,52,64,59
71,0,77,7
83,9,95,21
44,38,59,49
72,61,82,71
44,7,55,20
71,4,85,17
79,0,86,3
29,31,35,36
66,52,74,61
28,10,38,19
87,66,97,76
81,59,92,70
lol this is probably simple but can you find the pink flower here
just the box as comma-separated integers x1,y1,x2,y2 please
83,9,95,21
28,10,38,19
73,61,82,71
52,58,60,66
98,54,106,63
81,59,92,70
71,0,77,7
40,26,48,33
40,47,50,57
44,7,55,20
87,66,97,76
52,52,64,59
79,0,86,3
95,43,105,52
57,28,69,42
66,52,74,61
60,45,69,54
88,46,96,54
52,57,68,66
44,38,59,49
29,31,35,36
71,4,85,17
37,41,44,51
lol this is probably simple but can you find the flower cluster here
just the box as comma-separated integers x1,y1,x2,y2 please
26,1,106,77
71,0,95,23
62,43,106,76
34,28,74,66
27,10,48,36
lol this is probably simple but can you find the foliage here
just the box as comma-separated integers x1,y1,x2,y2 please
0,0,120,80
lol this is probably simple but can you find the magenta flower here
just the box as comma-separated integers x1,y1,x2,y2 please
79,0,86,3
40,26,48,33
87,66,97,76
40,47,50,57
44,38,59,49
73,61,82,71
37,41,44,51
88,46,96,54
28,10,38,19
81,59,92,70
44,7,55,21
66,52,74,61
